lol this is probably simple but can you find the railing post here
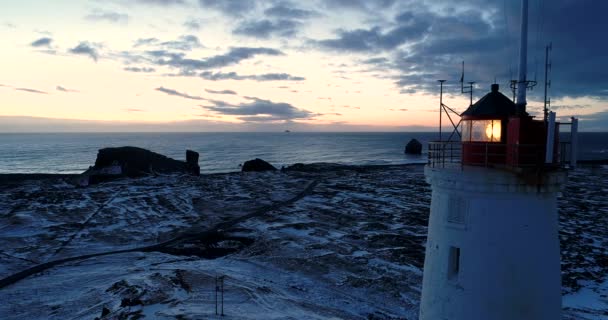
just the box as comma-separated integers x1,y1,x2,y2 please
570,117,578,169
484,143,489,167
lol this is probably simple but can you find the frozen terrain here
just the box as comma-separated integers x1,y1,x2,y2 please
0,164,606,319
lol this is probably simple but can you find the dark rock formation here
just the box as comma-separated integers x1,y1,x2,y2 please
94,146,187,177
186,150,200,176
404,139,423,155
80,147,202,185
283,163,345,173
242,158,277,172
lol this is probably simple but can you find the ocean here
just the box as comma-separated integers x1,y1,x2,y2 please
0,132,606,174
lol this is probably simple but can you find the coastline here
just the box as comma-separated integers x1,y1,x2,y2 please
3,159,607,184
0,162,427,183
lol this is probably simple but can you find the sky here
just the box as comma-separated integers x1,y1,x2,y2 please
1,0,607,132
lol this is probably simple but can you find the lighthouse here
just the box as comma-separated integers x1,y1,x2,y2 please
419,1,576,319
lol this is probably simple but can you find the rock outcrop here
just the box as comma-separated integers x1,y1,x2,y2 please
94,146,187,176
80,147,200,184
242,158,277,172
404,139,423,155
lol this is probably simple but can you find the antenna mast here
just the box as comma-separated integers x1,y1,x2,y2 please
516,0,529,112
438,80,446,140
513,0,539,114
460,61,475,106
543,43,552,122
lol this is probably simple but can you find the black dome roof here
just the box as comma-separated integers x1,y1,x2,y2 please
461,84,518,117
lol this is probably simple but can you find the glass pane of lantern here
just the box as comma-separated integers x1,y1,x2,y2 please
483,120,502,142
470,120,501,142
461,120,471,142
471,120,491,142
491,120,501,142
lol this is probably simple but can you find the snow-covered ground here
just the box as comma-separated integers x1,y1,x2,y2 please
0,164,606,319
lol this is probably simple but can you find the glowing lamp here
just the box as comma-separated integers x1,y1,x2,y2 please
461,119,502,142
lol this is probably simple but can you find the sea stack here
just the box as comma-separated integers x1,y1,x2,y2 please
186,150,200,176
404,138,422,154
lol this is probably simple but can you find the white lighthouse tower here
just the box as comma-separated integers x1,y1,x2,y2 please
419,1,576,319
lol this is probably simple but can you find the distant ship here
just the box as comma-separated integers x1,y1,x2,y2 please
284,130,291,133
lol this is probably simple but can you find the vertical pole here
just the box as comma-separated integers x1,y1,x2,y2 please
438,80,446,141
516,0,529,112
545,112,556,164
469,82,474,106
485,143,489,167
221,277,224,316
570,117,579,169
215,277,218,315
543,43,552,122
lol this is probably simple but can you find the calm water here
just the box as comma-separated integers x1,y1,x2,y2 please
0,132,606,174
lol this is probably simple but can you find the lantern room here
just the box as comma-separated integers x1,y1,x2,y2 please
459,83,556,168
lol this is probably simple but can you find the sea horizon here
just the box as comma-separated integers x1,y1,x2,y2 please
2,131,607,175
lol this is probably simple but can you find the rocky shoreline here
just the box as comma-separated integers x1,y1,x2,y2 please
0,161,606,319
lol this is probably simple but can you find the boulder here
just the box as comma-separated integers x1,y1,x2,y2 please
242,158,277,172
93,146,187,177
404,139,423,155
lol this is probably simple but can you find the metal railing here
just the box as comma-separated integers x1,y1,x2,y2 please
428,141,462,168
428,141,573,169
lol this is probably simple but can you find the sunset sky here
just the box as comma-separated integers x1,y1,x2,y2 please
1,0,607,131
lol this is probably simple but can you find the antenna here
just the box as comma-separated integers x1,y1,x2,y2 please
510,80,517,102
438,80,446,140
543,42,552,122
460,61,475,106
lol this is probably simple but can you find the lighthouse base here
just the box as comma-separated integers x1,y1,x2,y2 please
419,166,566,320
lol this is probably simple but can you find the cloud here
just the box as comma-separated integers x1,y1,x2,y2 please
15,87,48,94
198,0,256,16
69,42,100,61
56,85,79,93
136,0,186,5
134,35,201,50
205,89,237,95
202,96,318,122
134,38,159,47
160,35,202,50
152,47,284,72
183,19,202,30
197,71,305,81
551,104,593,111
155,86,204,100
125,108,146,112
320,0,397,11
30,37,52,47
85,9,129,23
264,3,317,19
124,66,156,73
314,18,430,52
329,0,608,99
234,19,301,38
